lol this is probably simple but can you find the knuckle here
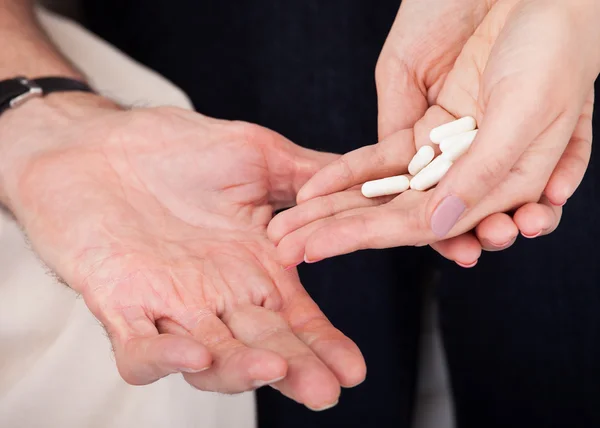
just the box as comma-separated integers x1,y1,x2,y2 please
375,54,412,89
412,204,431,236
508,162,528,179
474,156,505,187
337,156,356,183
320,195,338,217
357,215,376,249
371,144,389,169
232,121,266,143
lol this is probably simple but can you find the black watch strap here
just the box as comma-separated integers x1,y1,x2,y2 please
0,76,95,115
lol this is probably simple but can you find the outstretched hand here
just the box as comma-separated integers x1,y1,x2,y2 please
269,0,597,266
0,97,364,410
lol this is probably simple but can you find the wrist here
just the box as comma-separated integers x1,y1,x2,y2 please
0,91,120,212
1,90,120,122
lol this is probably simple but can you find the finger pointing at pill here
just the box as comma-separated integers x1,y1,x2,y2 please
296,129,416,203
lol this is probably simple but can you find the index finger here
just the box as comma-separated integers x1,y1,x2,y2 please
296,129,416,203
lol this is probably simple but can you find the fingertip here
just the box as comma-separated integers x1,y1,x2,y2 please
305,400,340,412
305,332,366,388
431,234,481,266
461,243,482,266
267,212,287,245
246,349,289,384
544,183,569,207
117,334,212,385
296,181,321,204
303,236,331,265
276,234,307,269
297,368,342,411
155,334,213,374
456,260,478,269
176,339,213,373
295,187,311,205
303,217,361,263
335,348,367,388
475,213,519,251
513,201,561,238
267,355,341,410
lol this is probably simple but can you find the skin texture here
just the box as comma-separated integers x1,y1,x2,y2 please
0,95,366,410
269,0,598,266
0,0,593,407
377,0,512,263
377,0,595,261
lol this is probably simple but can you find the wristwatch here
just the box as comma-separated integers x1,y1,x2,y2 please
0,76,96,116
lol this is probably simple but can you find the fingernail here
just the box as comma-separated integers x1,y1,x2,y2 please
284,262,302,271
482,236,517,250
522,230,542,239
269,384,280,391
306,401,339,412
343,377,366,389
303,254,322,264
431,195,466,238
179,366,210,374
456,260,478,269
253,375,286,388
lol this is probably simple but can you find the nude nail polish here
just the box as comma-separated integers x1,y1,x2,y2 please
431,195,466,237
303,254,322,264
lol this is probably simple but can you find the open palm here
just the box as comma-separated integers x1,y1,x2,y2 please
4,104,364,410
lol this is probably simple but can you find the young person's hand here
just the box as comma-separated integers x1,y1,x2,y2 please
269,0,597,266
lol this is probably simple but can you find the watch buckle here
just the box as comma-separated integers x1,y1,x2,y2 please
9,78,43,109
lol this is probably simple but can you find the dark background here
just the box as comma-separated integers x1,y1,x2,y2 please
45,1,600,426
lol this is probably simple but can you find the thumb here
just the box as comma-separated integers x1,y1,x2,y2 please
426,80,571,238
260,128,339,209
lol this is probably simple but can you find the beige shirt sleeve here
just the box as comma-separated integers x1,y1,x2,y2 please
0,9,255,428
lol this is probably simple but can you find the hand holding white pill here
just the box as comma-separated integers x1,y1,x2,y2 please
426,0,598,238
269,0,597,266
373,0,590,265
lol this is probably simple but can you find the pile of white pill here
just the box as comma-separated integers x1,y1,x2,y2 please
361,116,478,198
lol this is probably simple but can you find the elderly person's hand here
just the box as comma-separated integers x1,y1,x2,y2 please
269,0,597,266
0,94,364,410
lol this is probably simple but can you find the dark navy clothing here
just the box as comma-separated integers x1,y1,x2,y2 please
82,1,600,427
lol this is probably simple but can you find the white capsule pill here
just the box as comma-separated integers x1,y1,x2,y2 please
439,129,478,161
410,156,453,191
430,116,477,144
361,175,410,198
408,145,435,176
